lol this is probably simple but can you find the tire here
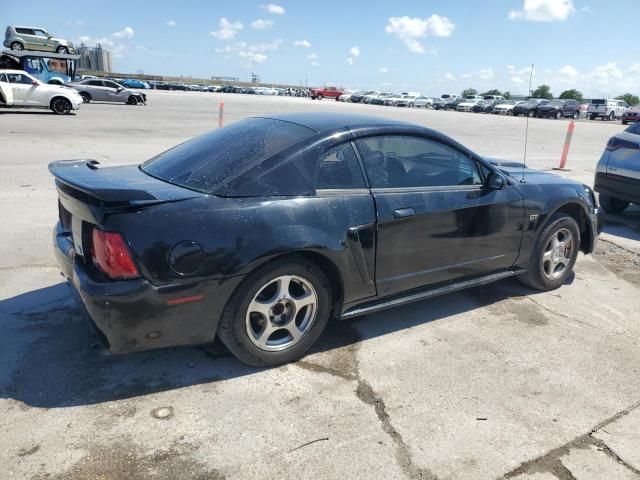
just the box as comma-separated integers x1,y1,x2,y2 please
599,194,629,214
10,41,23,51
528,110,535,118
56,46,69,54
572,111,579,120
622,120,628,125
609,112,615,121
127,96,138,105
80,92,91,103
555,111,562,120
217,257,332,367
409,102,414,108
519,213,580,291
317,95,323,100
50,97,72,115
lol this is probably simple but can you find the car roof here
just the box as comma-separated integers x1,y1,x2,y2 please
252,112,419,134
0,69,29,74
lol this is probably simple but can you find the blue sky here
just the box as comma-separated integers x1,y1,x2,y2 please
6,0,640,96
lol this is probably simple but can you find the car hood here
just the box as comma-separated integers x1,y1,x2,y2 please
486,158,580,185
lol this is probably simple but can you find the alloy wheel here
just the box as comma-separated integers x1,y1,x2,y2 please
541,228,574,280
11,42,23,51
245,275,318,351
52,98,71,114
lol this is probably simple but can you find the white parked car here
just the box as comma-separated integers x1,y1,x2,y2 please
0,69,82,114
414,96,433,108
394,94,421,107
492,100,521,115
588,98,628,121
457,97,483,112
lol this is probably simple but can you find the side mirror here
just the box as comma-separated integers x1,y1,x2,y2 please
117,87,124,92
485,171,505,190
31,80,40,86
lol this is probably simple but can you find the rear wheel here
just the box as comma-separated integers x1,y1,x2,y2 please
572,111,579,119
217,258,332,367
555,111,562,119
609,111,615,121
56,46,69,54
50,97,72,115
519,214,580,291
10,41,23,51
80,92,91,103
528,110,535,118
599,194,629,214
127,95,139,105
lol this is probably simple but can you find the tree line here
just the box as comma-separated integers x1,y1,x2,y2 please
459,87,639,106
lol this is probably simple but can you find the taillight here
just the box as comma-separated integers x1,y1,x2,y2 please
606,137,640,151
90,228,140,280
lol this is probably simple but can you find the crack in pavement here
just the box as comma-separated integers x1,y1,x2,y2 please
295,322,438,480
502,399,640,479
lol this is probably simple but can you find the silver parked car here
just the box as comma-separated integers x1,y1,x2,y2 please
594,121,640,214
66,78,147,105
4,26,74,54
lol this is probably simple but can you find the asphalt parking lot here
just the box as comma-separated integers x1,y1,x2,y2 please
1,92,639,480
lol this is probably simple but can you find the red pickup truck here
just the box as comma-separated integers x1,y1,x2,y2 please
310,86,343,100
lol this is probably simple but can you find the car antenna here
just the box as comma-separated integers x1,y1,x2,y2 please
521,63,534,183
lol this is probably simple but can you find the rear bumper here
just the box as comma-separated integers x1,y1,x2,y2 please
594,172,640,205
53,223,242,354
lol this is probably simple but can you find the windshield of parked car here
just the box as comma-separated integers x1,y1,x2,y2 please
141,118,315,194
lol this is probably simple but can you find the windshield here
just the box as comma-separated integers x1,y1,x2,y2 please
141,118,314,193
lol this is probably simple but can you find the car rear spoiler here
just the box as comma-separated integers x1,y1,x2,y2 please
48,160,201,205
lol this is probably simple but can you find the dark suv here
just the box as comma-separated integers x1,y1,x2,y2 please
513,98,548,117
537,99,581,119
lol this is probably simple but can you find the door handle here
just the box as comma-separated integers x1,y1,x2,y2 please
393,207,416,218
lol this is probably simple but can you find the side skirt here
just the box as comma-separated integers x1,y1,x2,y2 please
340,268,525,319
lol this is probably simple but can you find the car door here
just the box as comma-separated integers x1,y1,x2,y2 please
103,80,125,101
32,29,53,51
16,28,37,50
6,72,36,105
85,80,108,101
0,73,14,105
355,134,524,297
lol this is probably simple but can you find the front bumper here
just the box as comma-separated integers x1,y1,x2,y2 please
53,223,242,354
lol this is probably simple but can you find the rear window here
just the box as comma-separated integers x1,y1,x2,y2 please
591,99,605,105
141,118,314,194
625,122,640,135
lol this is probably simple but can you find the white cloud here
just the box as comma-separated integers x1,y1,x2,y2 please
346,46,360,65
629,63,640,74
251,19,274,29
385,15,454,54
166,20,177,27
210,18,243,40
558,65,579,77
215,39,282,54
511,76,524,84
461,73,472,79
238,51,267,64
311,61,320,68
294,39,311,48
307,52,317,60
261,3,285,15
591,62,623,84
445,72,455,81
509,0,575,22
379,67,389,73
478,68,494,80
113,26,134,39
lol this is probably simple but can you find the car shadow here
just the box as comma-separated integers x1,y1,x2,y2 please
0,109,60,115
601,205,640,242
0,277,552,409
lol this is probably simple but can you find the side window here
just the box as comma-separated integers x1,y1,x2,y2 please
0,73,7,82
16,28,33,35
7,73,33,85
34,30,48,38
316,143,365,189
87,80,103,86
104,81,120,89
356,136,483,189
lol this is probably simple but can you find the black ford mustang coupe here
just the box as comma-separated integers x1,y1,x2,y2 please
51,113,601,366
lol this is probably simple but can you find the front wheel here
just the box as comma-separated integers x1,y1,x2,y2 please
599,194,629,214
56,46,69,54
519,214,580,291
528,110,535,118
10,41,23,51
609,111,615,121
80,92,91,103
217,258,332,367
50,97,72,115
556,111,562,119
572,111,579,120
127,95,139,105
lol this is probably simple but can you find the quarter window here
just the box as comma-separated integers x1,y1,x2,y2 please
356,136,483,189
316,143,365,189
